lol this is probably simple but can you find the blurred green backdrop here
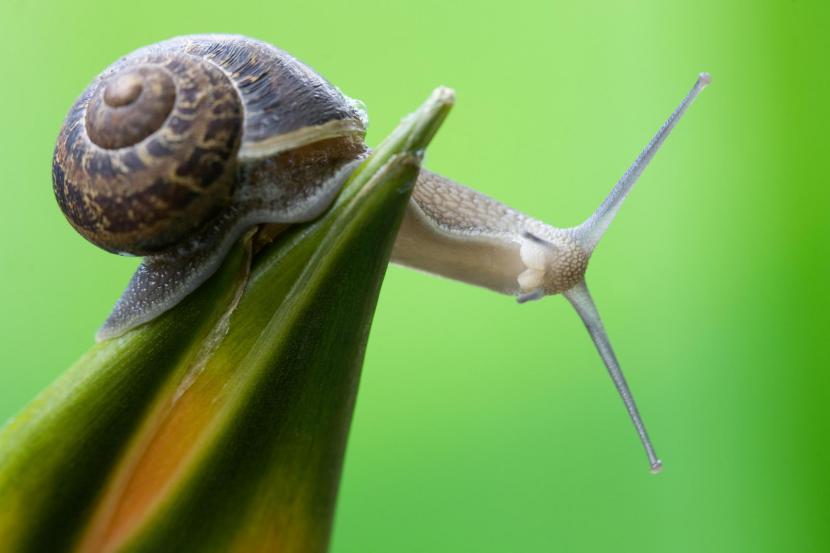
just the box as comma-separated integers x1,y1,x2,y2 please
1,0,828,551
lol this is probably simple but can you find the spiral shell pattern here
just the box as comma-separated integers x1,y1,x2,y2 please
52,35,367,255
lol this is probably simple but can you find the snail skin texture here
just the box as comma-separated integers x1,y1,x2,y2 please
52,34,710,472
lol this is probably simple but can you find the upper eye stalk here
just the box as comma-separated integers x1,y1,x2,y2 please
513,73,711,472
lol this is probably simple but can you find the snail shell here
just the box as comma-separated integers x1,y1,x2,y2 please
52,35,369,338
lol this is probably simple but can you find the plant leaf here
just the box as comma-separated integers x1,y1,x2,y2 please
0,88,454,553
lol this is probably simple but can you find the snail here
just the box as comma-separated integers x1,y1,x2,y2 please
52,34,710,472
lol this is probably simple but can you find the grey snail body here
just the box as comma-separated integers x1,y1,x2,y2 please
52,34,711,472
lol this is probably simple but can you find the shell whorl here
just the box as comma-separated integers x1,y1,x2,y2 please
53,49,243,254
85,65,177,150
53,35,367,255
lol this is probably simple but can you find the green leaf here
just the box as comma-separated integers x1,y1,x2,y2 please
0,88,454,553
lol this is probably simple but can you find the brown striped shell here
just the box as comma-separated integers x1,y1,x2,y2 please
52,35,370,338
53,34,368,255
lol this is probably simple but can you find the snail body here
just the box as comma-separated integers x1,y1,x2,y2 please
52,34,710,471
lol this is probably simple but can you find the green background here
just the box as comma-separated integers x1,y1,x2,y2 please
1,0,827,551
